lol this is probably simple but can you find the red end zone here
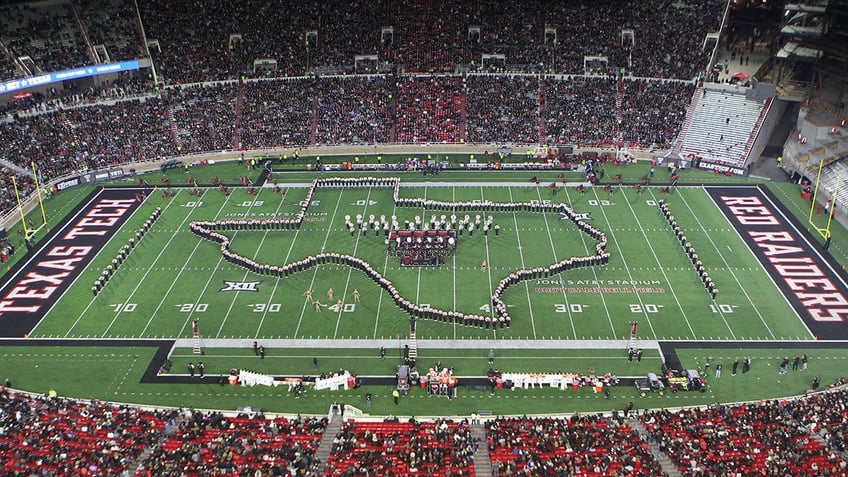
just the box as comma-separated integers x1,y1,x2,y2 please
0,188,143,337
708,186,848,339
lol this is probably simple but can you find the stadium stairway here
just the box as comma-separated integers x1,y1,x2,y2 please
670,84,703,158
459,90,468,143
408,330,417,363
233,78,244,149
314,413,343,474
538,76,546,141
615,76,624,134
310,93,319,145
470,421,493,477
164,103,182,150
629,418,682,477
389,96,398,143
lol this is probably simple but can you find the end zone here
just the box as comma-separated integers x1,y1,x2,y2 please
0,188,144,337
707,186,848,340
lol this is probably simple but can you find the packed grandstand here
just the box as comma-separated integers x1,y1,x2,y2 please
2,381,848,476
0,0,719,217
2,0,848,476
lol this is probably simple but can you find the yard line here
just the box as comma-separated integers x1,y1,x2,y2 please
481,186,496,332
215,190,290,337
686,188,780,339
619,189,697,338
174,193,266,338
90,190,194,337
588,187,659,339
93,190,195,337
562,190,617,337
373,190,400,339
164,191,260,338
254,193,296,337
663,189,740,338
292,188,345,338
452,186,458,339
414,187,428,307
333,188,372,338
507,187,538,339
214,188,282,339
534,187,577,339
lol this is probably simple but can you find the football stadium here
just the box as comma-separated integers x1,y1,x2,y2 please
1,0,848,475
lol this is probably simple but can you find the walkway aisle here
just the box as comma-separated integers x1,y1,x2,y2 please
629,418,682,477
315,413,343,474
470,421,493,477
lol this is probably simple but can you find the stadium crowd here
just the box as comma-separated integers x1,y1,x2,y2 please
0,73,694,219
783,383,848,455
2,369,848,476
544,76,618,148
0,0,721,219
140,410,327,475
76,0,144,63
0,0,725,83
0,386,170,475
640,396,848,476
167,83,238,154
466,75,539,144
129,0,723,83
314,76,394,145
618,79,693,149
239,78,314,149
0,171,35,220
0,2,91,78
394,75,465,144
325,418,475,476
487,414,665,476
0,96,175,176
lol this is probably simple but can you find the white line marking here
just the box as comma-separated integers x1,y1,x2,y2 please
534,187,576,338
588,187,658,339
293,189,345,337
507,187,538,339
665,188,742,338
333,188,372,338
621,189,696,337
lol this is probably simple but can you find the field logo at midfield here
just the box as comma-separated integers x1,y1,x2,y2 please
0,189,142,337
708,187,848,339
563,212,592,221
220,281,262,292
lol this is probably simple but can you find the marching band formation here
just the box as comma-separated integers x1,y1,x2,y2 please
92,206,161,296
659,199,718,299
189,177,610,328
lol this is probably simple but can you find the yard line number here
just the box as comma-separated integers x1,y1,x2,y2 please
249,303,282,313
709,304,737,313
630,304,664,313
554,304,586,313
111,303,137,313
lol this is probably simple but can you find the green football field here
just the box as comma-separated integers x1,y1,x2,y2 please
33,181,806,342
2,160,847,416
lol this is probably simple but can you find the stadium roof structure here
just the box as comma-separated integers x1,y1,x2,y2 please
786,0,848,81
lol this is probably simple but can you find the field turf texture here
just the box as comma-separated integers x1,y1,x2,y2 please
1,157,846,416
